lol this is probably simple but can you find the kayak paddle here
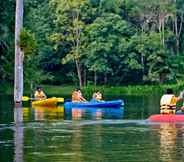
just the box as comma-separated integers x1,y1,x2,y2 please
22,96,35,101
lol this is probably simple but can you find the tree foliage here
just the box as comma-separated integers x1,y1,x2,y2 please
1,0,184,86
19,28,37,55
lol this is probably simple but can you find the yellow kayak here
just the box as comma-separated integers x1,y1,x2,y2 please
32,97,64,106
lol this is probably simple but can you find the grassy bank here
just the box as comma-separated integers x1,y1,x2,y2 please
43,82,184,98
1,81,184,97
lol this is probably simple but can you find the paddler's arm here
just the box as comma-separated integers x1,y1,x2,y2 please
82,97,87,102
43,91,47,98
177,90,184,102
42,92,47,99
34,91,39,100
178,91,184,111
81,96,87,102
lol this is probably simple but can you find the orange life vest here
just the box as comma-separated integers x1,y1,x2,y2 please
160,94,177,114
34,91,46,100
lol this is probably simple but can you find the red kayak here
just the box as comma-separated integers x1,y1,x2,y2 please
148,114,184,122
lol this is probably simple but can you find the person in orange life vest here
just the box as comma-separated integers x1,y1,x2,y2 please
34,86,47,100
160,88,178,114
72,88,87,102
91,90,103,102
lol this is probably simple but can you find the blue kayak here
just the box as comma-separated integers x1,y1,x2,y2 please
64,99,124,108
176,110,184,114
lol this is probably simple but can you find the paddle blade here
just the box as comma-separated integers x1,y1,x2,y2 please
22,96,30,101
57,97,64,103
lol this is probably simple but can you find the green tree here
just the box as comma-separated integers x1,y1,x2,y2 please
24,0,57,86
50,0,87,87
126,0,175,46
0,0,15,82
84,13,136,85
129,32,174,83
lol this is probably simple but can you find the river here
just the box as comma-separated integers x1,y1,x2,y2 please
0,94,184,162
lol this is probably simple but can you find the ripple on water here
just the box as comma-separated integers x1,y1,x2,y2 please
51,135,72,140
0,140,13,144
0,140,14,148
43,128,79,133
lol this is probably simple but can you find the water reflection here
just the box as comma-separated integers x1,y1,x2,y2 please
12,105,184,162
159,123,177,162
150,123,184,162
22,106,124,121
14,107,23,162
64,107,124,120
23,106,64,121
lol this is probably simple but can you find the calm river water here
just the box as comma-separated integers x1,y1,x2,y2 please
1,94,184,162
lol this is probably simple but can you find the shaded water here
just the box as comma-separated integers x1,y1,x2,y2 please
1,94,184,162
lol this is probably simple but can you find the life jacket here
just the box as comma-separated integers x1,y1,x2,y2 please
34,91,46,100
160,94,177,114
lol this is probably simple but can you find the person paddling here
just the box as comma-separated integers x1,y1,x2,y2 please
160,89,178,114
91,90,103,102
177,90,184,111
34,86,47,100
72,88,87,102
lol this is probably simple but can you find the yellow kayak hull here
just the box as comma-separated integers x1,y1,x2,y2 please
32,97,64,106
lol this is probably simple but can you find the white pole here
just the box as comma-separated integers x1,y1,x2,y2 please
14,0,24,104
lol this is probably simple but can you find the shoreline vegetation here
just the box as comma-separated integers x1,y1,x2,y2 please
1,81,184,97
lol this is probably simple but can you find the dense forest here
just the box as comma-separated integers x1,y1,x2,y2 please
1,0,184,87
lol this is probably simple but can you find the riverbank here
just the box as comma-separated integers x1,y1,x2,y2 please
1,81,184,97
42,82,184,98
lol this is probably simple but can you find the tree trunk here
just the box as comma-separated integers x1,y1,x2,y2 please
104,73,107,85
159,73,166,84
176,36,180,55
83,69,87,87
141,54,144,81
175,16,179,54
158,13,165,47
74,8,83,88
174,11,184,55
75,59,82,88
14,0,24,104
94,71,97,86
162,20,165,47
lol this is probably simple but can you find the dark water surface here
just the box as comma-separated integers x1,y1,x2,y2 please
1,94,184,162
